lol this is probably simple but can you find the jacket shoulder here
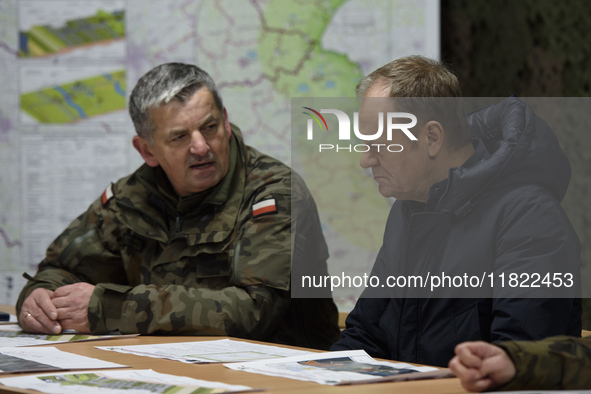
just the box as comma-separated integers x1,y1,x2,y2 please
244,145,292,194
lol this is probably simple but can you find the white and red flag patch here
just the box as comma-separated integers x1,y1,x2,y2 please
252,198,277,218
101,183,114,206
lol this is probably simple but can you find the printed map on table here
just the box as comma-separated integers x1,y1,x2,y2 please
0,369,256,394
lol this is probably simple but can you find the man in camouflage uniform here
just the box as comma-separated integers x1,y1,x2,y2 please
16,63,339,350
449,337,591,391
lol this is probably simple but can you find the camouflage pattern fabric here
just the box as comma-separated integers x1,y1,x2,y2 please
497,335,591,390
17,126,339,349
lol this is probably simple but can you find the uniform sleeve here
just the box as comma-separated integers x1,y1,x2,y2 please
88,191,293,338
16,194,127,320
496,336,591,390
490,190,582,342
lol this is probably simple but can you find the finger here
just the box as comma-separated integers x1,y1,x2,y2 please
33,291,58,321
480,353,516,387
480,354,508,377
472,377,492,392
55,305,78,321
58,318,90,334
21,312,61,335
455,343,483,369
56,306,88,325
21,297,60,334
53,285,72,298
449,356,481,383
52,295,75,309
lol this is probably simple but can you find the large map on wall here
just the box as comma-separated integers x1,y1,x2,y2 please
0,0,439,308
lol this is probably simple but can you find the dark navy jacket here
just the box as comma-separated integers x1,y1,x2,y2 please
330,98,582,367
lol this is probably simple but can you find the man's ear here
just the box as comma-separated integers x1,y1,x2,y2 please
132,135,159,167
424,121,445,158
223,107,231,139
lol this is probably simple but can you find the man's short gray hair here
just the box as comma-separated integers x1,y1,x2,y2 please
129,63,223,144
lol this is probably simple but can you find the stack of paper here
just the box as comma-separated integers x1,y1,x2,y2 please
0,347,126,374
0,369,257,394
224,349,450,385
0,324,137,347
97,338,311,363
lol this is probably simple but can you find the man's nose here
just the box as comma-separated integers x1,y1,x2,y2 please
359,151,377,169
189,131,209,157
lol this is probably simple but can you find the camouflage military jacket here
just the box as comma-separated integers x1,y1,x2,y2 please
17,127,339,349
497,335,591,390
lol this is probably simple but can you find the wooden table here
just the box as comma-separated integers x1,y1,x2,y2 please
0,305,467,394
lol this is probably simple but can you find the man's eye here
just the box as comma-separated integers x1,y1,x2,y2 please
204,124,217,131
171,134,186,141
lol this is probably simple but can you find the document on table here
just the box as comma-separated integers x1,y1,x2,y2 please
0,347,126,374
0,324,138,347
0,369,259,394
224,349,449,386
97,338,312,363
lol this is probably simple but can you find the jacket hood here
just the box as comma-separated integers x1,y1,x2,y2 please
441,97,571,215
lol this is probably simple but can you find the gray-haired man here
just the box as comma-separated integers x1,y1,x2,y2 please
17,63,339,349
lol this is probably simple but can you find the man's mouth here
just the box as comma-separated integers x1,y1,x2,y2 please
190,162,214,169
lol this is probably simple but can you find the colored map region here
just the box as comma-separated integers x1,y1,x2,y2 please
20,70,126,123
258,0,362,98
19,9,124,57
37,372,235,394
0,0,438,309
193,0,436,308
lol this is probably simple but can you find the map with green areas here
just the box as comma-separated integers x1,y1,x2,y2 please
20,70,126,123
258,0,363,98
38,372,236,394
19,9,124,57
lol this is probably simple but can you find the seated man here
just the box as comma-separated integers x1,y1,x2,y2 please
330,56,581,365
17,62,339,350
449,337,591,391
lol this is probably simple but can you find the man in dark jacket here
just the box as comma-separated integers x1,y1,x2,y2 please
330,56,581,367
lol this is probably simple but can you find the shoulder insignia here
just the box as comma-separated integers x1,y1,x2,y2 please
252,198,277,218
101,183,115,206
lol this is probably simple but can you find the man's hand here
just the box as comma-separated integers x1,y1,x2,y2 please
20,288,61,334
52,283,95,334
449,341,516,392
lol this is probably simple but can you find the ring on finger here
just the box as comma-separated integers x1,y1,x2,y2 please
24,313,32,320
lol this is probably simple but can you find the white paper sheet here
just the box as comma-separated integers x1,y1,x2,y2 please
0,347,126,373
0,324,137,347
224,349,438,385
97,339,311,363
0,369,255,394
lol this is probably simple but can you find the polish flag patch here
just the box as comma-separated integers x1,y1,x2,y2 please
252,198,277,218
101,183,114,206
